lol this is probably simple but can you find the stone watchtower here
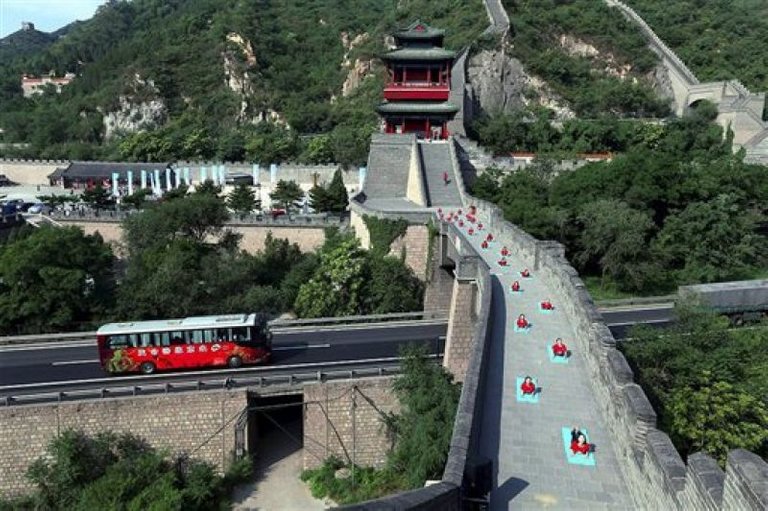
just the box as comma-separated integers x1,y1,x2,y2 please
377,20,459,140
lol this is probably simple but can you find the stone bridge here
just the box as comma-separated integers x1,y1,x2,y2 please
604,0,768,164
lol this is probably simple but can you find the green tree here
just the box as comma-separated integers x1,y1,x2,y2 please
294,237,366,317
269,179,303,212
227,183,259,217
0,226,114,334
301,134,334,164
668,375,768,466
121,188,152,209
325,168,349,213
194,180,221,197
308,184,331,213
81,184,114,210
389,345,461,487
653,194,766,284
364,256,424,314
576,199,658,292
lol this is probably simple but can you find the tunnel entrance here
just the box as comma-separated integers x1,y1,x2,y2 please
248,393,304,463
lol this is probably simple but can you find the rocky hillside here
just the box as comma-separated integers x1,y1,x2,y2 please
0,0,488,164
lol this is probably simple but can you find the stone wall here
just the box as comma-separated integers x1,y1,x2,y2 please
58,220,329,254
388,224,430,280
473,196,768,510
0,159,64,185
0,391,248,498
302,377,399,471
442,279,478,382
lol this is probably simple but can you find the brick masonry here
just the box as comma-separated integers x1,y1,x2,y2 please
302,378,400,471
0,390,248,498
60,221,328,254
472,197,768,510
389,224,430,280
442,279,477,382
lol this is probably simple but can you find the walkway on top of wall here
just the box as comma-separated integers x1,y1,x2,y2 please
444,208,633,510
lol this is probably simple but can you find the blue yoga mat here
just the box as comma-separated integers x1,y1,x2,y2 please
548,347,570,364
516,377,540,403
513,324,532,333
561,427,595,466
539,308,555,315
509,289,524,295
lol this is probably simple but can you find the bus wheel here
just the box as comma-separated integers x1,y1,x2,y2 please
140,362,156,375
227,356,243,369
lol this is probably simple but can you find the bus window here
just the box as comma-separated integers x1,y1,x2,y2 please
139,333,152,347
154,332,171,347
190,329,203,344
108,335,130,349
232,327,250,343
170,331,185,345
203,329,215,343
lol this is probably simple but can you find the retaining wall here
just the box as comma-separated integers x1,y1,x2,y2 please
0,391,247,498
303,378,400,471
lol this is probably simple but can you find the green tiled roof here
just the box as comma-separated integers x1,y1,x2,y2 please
394,20,444,39
376,101,459,114
383,47,456,61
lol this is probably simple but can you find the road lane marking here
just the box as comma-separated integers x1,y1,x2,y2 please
605,319,672,327
51,359,100,366
0,353,442,391
272,344,331,351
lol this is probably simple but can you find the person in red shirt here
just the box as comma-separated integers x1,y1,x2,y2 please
511,280,520,292
552,338,568,357
520,376,536,395
469,205,477,215
541,299,554,310
498,258,508,266
486,233,494,242
481,240,488,249
520,268,531,278
501,246,510,257
468,228,475,236
443,171,449,185
457,209,463,215
516,314,528,329
478,223,483,230
458,220,464,228
570,431,592,456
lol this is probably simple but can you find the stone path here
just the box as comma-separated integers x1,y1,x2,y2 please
444,209,634,510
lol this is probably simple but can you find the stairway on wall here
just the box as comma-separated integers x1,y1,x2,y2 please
418,142,462,207
362,134,414,199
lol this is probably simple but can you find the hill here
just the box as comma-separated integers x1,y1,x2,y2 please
626,0,768,91
0,0,488,163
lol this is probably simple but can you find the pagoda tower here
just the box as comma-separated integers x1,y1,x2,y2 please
377,20,459,140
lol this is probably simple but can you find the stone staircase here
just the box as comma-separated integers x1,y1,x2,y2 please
361,133,414,199
418,142,462,207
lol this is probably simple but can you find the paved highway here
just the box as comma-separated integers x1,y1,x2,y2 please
600,303,675,339
0,322,447,392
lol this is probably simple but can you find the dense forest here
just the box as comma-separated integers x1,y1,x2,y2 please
470,104,768,296
500,0,669,118
0,0,487,163
627,0,768,91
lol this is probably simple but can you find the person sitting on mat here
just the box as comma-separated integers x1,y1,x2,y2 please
520,376,536,395
468,228,475,236
501,246,510,257
520,268,531,278
486,233,494,242
571,432,592,455
552,338,568,357
498,258,508,266
478,222,484,230
516,314,529,329
511,280,521,292
481,240,489,249
541,299,554,310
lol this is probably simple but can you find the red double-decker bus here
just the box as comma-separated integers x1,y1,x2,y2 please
97,313,272,375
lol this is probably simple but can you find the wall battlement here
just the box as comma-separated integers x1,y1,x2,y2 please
472,197,768,510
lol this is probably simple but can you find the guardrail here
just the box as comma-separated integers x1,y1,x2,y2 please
1,364,404,407
595,295,677,308
0,311,450,346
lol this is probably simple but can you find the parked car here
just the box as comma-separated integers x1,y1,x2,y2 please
28,203,51,214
